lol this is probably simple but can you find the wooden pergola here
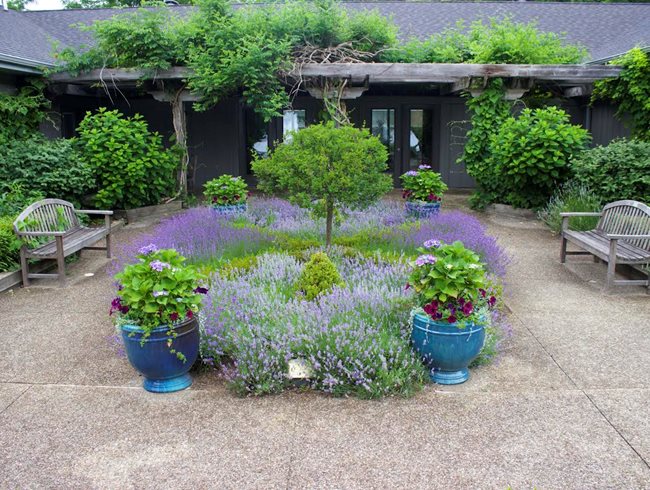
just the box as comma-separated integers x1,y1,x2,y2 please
49,63,622,100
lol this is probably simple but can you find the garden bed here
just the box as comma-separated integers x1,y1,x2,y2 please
110,197,511,398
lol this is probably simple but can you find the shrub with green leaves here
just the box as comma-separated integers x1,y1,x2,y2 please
0,216,21,272
297,252,344,300
203,175,248,206
538,182,602,234
0,183,44,217
253,122,392,246
76,108,178,210
0,82,49,146
0,137,94,205
571,138,650,204
487,106,590,209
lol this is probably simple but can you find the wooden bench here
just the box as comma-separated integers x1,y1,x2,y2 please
13,199,113,287
560,200,650,292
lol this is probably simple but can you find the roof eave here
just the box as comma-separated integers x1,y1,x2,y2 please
0,53,53,75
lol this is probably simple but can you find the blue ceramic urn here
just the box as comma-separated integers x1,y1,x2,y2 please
405,201,441,219
121,318,199,393
411,312,485,385
212,203,247,216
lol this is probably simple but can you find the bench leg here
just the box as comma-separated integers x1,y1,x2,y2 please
56,236,66,287
20,248,30,287
606,239,618,292
560,236,568,263
106,233,112,258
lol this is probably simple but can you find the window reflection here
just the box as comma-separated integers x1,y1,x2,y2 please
283,110,306,142
409,109,433,170
371,109,395,171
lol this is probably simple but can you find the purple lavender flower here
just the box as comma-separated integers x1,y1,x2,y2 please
423,239,441,249
138,244,158,255
149,260,171,272
415,254,437,267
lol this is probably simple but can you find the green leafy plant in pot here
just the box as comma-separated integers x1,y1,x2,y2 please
407,239,498,384
112,245,208,393
203,174,249,215
400,165,448,219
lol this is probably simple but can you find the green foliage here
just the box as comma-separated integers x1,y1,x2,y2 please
203,174,249,206
386,16,586,64
409,241,487,306
459,80,513,208
487,106,590,209
55,8,190,74
593,48,650,140
571,138,650,204
0,82,49,146
114,247,207,359
0,137,94,205
252,122,392,245
76,108,178,209
399,167,448,202
538,182,602,234
0,216,21,272
0,183,44,217
297,251,344,300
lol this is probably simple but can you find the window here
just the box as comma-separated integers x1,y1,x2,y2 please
245,108,269,174
409,109,433,170
283,110,306,142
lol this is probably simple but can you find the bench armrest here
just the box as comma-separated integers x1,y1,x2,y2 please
559,212,602,217
75,209,114,216
607,234,650,240
16,230,66,237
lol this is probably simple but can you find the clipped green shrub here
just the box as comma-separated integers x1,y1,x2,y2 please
0,216,20,272
297,252,344,300
571,138,650,204
203,175,248,206
76,108,178,210
538,182,602,234
488,106,590,209
0,137,94,205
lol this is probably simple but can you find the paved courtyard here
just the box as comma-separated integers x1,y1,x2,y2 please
1,200,649,489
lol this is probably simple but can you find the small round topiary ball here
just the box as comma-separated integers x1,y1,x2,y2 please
297,252,344,301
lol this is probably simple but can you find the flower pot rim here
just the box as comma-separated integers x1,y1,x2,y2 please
120,316,196,334
412,311,485,329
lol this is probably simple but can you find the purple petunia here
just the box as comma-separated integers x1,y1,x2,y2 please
150,260,171,272
404,170,419,177
194,286,209,295
423,239,441,249
415,254,437,267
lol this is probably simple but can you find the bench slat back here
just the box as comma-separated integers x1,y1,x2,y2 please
597,200,650,251
13,199,81,235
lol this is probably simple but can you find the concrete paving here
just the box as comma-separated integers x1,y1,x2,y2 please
1,202,650,488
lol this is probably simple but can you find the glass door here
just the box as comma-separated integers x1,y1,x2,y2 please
370,109,396,175
407,109,434,171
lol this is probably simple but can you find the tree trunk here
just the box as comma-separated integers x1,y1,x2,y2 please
325,200,334,248
171,88,189,197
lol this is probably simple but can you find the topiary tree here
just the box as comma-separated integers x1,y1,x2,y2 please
252,122,392,246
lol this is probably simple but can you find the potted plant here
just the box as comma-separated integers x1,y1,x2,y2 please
203,174,249,215
406,240,498,385
400,165,448,219
111,245,208,393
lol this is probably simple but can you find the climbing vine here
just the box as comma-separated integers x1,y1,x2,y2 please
593,47,650,141
0,81,50,146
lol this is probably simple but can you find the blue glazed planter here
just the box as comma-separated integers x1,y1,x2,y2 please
411,312,485,385
121,318,199,393
212,203,247,216
405,200,441,219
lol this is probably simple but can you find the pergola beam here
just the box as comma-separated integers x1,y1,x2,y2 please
48,63,622,88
